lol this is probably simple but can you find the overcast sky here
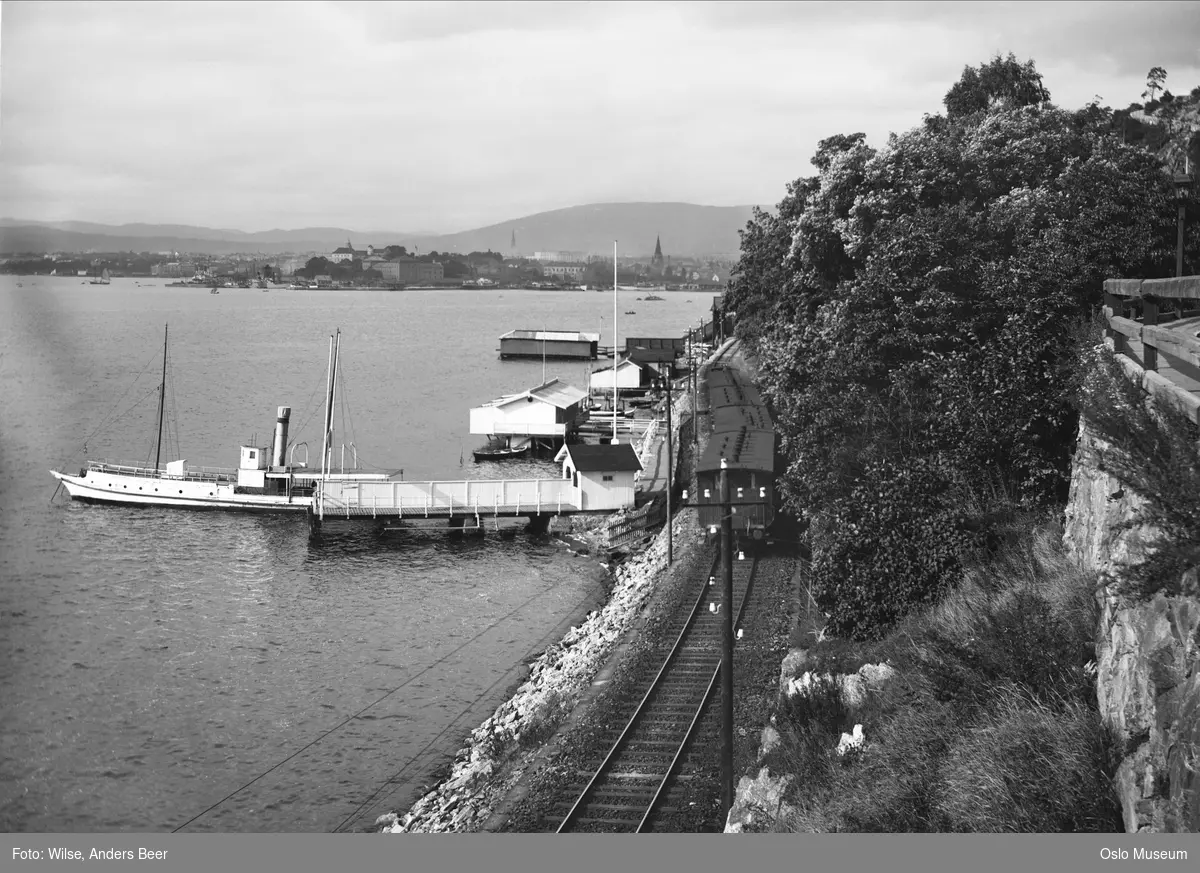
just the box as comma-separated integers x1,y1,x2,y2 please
2,0,1198,233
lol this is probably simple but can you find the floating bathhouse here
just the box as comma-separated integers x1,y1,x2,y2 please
469,378,590,454
499,329,600,360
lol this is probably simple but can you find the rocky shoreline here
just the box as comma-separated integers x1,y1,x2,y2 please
379,509,708,833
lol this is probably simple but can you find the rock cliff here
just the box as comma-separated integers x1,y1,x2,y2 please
1063,417,1200,832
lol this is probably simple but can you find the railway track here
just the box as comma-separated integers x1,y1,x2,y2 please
551,550,758,833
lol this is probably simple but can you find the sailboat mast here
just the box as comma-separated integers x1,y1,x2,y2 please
612,240,618,443
320,333,334,484
154,323,168,472
328,331,341,477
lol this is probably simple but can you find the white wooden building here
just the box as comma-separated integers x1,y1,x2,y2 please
469,379,589,438
554,442,642,510
589,357,655,395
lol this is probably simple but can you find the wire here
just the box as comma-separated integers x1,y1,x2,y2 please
332,583,600,832
171,582,553,833
56,347,160,468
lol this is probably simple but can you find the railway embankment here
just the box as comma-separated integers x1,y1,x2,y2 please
381,354,709,833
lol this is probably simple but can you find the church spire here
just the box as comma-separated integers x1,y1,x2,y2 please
652,234,664,269
511,228,516,250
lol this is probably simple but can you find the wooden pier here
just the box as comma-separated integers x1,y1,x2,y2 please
310,477,590,529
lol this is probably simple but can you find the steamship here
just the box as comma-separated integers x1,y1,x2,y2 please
51,328,391,512
50,406,389,511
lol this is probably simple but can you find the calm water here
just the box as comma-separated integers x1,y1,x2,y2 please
0,276,713,832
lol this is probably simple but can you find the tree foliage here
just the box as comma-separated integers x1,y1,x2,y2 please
732,56,1200,638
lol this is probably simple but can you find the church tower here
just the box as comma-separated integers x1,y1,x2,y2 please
511,228,517,252
651,234,664,275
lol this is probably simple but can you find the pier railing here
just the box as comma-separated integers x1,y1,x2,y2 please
316,477,579,518
1102,276,1200,424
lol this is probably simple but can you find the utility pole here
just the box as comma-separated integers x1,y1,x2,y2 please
662,362,673,564
1176,159,1192,278
719,458,734,818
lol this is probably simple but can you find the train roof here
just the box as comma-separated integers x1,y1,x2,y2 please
711,403,773,432
697,427,776,473
708,383,765,409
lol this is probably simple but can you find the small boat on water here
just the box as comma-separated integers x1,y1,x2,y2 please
50,327,390,511
643,294,664,301
210,287,220,294
472,438,531,462
89,268,111,285
625,310,636,315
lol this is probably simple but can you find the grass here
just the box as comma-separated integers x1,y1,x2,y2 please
760,512,1125,833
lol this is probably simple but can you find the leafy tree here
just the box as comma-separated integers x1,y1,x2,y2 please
733,56,1198,638
383,245,408,259
943,53,1049,119
1144,66,1167,103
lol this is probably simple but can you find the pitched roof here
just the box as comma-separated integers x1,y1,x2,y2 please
591,356,645,376
557,442,643,472
482,378,587,410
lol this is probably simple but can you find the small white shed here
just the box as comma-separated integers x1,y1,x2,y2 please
554,442,642,510
469,379,589,437
589,357,652,394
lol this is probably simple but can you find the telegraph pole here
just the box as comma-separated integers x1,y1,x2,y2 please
663,362,673,564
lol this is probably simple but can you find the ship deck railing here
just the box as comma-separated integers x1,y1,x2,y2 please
85,461,238,483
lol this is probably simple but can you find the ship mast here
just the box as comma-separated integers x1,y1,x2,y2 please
319,329,341,507
154,323,168,472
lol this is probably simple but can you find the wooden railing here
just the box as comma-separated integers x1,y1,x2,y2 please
1102,276,1200,424
316,477,578,518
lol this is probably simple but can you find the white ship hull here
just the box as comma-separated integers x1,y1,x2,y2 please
51,469,310,511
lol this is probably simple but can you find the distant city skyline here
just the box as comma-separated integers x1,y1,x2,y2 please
2,0,1198,232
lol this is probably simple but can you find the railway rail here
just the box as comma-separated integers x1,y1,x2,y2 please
551,550,758,833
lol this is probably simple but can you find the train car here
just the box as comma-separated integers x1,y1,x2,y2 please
694,427,777,539
710,402,773,433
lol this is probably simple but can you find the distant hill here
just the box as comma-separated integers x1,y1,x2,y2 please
407,203,758,258
0,202,758,258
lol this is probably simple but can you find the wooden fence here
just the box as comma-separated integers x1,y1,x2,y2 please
1102,275,1200,424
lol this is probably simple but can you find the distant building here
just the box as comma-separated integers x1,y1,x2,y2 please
379,258,444,284
651,235,664,276
541,262,586,281
533,250,589,263
468,253,503,276
330,240,356,263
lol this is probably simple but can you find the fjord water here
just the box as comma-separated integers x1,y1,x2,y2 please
0,276,713,832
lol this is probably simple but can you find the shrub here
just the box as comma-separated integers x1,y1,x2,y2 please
810,456,984,640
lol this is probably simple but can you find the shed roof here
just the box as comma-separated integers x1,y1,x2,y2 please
556,442,643,473
591,357,646,376
480,378,588,410
628,347,678,365
500,329,600,343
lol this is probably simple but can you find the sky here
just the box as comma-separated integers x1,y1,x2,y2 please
2,0,1199,234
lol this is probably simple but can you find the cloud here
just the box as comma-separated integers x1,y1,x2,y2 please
2,0,1198,232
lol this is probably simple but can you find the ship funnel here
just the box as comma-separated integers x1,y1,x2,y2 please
272,406,291,467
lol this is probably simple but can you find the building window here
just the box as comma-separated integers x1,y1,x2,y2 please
249,450,256,459
602,474,614,482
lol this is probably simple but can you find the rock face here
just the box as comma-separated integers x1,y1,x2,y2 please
1064,417,1200,833
724,768,793,833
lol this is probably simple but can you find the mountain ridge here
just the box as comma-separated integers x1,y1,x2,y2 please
0,202,759,257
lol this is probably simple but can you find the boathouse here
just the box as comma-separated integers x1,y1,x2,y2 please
470,379,590,447
555,442,642,510
589,356,656,395
499,329,599,360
